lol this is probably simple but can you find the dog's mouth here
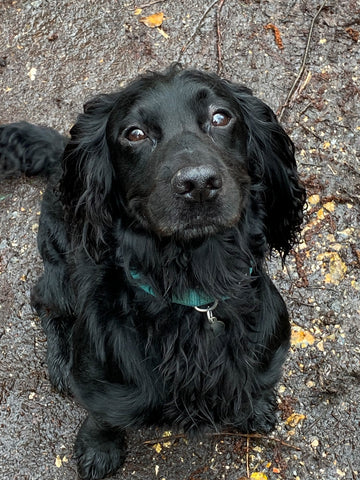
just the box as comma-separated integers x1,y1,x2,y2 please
127,194,243,241
155,212,241,241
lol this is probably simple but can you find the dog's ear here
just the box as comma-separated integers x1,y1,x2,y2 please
228,83,306,258
60,93,120,252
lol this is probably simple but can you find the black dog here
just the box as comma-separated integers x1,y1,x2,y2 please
0,65,305,480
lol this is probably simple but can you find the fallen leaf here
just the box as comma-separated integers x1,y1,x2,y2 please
250,473,268,480
317,207,325,219
153,443,162,453
139,12,164,28
323,201,335,212
308,194,320,205
55,455,62,468
285,412,306,427
291,327,315,347
317,251,347,285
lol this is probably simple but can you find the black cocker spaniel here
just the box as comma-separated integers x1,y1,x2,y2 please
0,65,305,480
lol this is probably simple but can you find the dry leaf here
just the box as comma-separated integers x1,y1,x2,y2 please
250,473,268,480
291,327,315,347
153,443,162,453
286,412,306,427
308,194,320,205
317,251,347,285
139,12,164,28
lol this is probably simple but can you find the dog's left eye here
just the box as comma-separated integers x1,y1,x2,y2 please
126,128,147,142
211,111,231,127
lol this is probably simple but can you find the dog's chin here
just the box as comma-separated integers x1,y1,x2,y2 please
151,217,240,243
127,199,241,242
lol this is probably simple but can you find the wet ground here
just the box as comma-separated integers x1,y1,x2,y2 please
1,1,359,479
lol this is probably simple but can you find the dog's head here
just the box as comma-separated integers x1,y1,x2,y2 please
61,65,305,257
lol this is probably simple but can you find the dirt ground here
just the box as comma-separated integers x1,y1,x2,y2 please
1,1,359,479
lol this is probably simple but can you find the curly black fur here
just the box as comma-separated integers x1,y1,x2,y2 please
0,65,305,480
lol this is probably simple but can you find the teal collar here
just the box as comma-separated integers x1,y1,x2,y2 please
130,267,253,308
130,270,216,307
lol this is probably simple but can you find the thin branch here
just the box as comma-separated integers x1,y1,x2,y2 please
143,431,302,451
136,0,167,9
216,0,226,75
246,436,250,478
278,1,327,121
177,0,219,61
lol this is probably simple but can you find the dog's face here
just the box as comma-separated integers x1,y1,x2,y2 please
62,67,305,256
107,75,250,241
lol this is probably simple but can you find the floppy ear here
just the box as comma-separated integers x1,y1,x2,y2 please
228,83,306,258
60,92,120,251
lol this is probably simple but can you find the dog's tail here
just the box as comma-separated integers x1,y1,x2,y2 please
0,122,67,179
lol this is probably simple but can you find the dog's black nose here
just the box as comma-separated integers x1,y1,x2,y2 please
171,165,222,202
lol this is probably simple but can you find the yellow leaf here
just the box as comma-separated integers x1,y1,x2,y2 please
308,194,320,205
317,208,325,219
286,412,306,427
153,443,162,453
318,251,347,285
323,201,335,212
291,327,315,347
139,12,164,28
134,8,142,15
55,455,62,468
250,473,268,480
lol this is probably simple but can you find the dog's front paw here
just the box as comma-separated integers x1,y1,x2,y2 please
74,417,127,480
248,411,277,433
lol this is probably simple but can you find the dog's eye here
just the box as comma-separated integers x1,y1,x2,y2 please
211,111,231,127
126,128,147,142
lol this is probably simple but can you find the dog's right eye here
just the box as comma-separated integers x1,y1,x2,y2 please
126,128,147,142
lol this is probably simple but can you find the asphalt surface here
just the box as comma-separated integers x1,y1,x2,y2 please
1,1,359,479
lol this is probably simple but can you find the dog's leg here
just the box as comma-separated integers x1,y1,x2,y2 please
74,416,127,480
244,341,290,433
31,276,73,394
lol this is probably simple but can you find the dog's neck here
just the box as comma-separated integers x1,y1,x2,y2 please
115,224,259,305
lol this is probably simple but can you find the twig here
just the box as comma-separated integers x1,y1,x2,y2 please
136,0,167,9
277,1,327,121
143,431,302,451
216,0,226,75
178,0,219,61
143,433,186,445
246,436,250,478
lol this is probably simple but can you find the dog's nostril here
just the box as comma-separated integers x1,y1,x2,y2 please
171,165,222,202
